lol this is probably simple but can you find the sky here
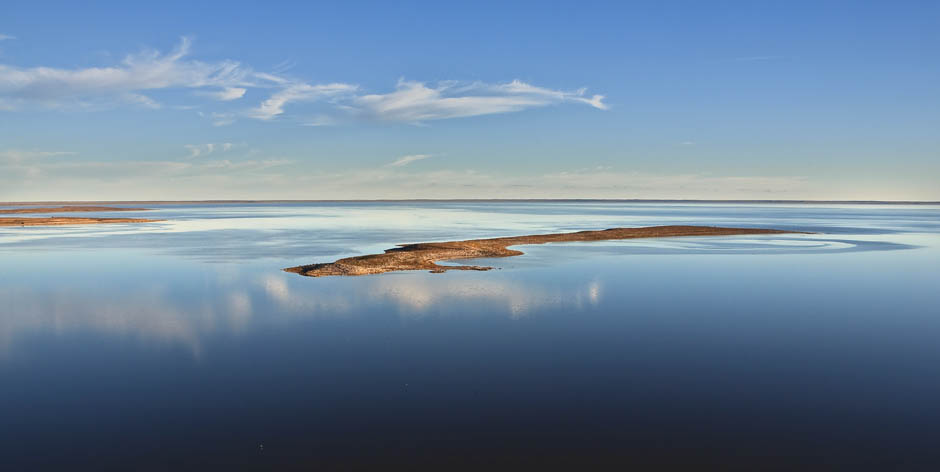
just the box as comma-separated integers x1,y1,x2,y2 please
1,1,938,201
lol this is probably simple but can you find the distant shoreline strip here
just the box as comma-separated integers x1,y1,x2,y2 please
2,200,937,206
0,217,162,227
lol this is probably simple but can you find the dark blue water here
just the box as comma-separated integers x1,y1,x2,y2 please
1,202,939,470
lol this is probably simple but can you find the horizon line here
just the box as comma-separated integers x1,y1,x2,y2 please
2,199,939,206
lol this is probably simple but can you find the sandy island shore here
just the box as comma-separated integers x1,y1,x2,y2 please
285,225,797,277
0,206,159,226
0,217,162,227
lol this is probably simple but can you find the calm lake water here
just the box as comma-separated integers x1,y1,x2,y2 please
1,202,939,470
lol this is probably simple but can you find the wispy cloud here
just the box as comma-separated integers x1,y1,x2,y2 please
183,142,234,158
270,59,297,75
124,92,162,109
0,37,608,126
301,115,337,127
0,34,15,41
208,112,237,127
0,149,75,164
386,154,434,167
198,158,291,171
247,82,358,120
200,87,247,101
240,78,607,125
0,37,260,109
0,155,292,190
349,79,606,124
1,152,810,201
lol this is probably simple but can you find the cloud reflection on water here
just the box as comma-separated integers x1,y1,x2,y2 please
0,286,207,358
2,203,934,360
1,271,603,358
260,272,601,319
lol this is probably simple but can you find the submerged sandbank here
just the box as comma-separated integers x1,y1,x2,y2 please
285,225,797,277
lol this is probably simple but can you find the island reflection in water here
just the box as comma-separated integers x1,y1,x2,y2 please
1,202,939,469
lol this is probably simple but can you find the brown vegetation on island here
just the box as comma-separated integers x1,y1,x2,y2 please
285,225,796,277
0,206,159,226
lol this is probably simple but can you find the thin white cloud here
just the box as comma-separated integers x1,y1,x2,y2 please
0,34,15,41
0,38,608,126
199,158,291,171
184,142,234,158
0,37,258,109
209,112,236,127
199,86,247,101
349,79,607,123
0,149,75,164
1,152,811,201
270,59,297,75
487,80,608,110
0,156,291,187
387,154,433,167
124,92,162,109
247,82,358,120
253,72,290,85
301,114,337,127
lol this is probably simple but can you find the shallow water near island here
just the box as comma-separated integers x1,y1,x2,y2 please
1,202,939,469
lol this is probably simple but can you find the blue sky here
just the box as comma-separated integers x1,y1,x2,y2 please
1,1,938,200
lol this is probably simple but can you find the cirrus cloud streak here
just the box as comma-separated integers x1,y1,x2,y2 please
0,37,608,124
0,37,267,109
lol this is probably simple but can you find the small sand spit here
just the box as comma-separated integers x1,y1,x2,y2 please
0,217,161,227
285,225,797,277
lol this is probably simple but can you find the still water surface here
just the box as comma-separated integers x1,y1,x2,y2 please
1,202,939,469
